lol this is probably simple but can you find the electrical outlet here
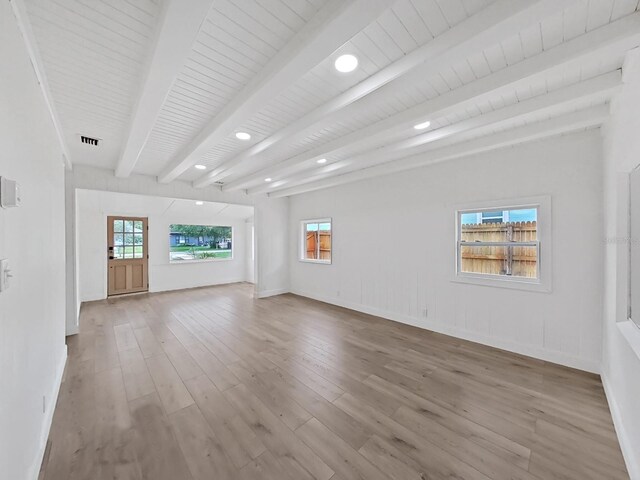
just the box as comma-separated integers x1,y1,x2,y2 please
422,308,428,317
42,395,46,414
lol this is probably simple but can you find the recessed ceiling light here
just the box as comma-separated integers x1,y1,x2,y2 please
235,132,251,140
334,54,358,73
264,178,272,182
195,201,204,205
414,120,431,130
194,164,207,170
317,158,327,164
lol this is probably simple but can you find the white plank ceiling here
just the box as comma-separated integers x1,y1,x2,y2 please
24,0,163,168
22,0,640,196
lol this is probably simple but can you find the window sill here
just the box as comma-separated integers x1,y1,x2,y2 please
169,258,234,265
299,259,332,265
619,320,640,362
452,273,551,293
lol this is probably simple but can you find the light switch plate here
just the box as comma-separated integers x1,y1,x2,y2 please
0,259,9,292
0,177,21,208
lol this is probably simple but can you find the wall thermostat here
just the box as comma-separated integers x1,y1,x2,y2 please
0,177,21,208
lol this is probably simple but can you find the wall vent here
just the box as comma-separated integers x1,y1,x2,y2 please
80,135,100,146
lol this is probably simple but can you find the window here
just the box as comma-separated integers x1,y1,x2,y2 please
301,219,331,263
457,206,539,282
169,224,232,262
112,219,145,259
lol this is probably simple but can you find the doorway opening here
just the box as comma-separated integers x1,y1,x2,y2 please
74,189,256,308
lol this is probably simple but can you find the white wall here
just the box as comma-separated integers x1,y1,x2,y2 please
76,190,253,301
256,195,290,297
290,130,604,373
600,48,640,479
0,4,67,479
245,220,255,283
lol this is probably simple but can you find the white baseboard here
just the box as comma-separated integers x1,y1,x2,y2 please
601,372,640,480
66,323,79,336
29,344,67,480
80,291,105,303
256,287,289,299
291,289,600,374
150,277,246,294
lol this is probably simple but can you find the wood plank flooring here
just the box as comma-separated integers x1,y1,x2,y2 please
39,283,628,480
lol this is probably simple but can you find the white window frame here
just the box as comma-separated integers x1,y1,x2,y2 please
620,164,640,362
453,196,552,292
628,165,640,328
300,218,332,264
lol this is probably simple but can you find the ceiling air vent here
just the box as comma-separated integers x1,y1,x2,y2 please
80,135,100,146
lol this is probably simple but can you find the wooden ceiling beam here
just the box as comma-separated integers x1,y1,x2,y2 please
224,11,640,193
114,0,214,178
267,105,610,198
248,70,620,195
196,0,576,188
157,0,394,184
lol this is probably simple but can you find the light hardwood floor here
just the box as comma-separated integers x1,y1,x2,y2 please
39,283,628,480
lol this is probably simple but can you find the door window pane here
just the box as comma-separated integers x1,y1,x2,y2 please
111,218,146,261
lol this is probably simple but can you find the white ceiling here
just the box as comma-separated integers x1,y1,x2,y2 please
22,0,640,197
23,0,163,168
